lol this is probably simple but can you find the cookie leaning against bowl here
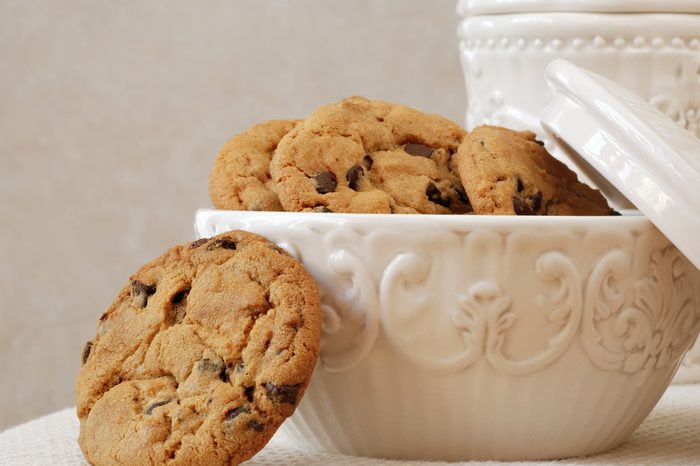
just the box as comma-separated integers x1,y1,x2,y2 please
270,96,472,214
209,120,301,211
75,231,322,466
456,125,615,215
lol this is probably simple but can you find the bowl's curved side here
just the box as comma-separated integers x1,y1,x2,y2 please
195,210,700,460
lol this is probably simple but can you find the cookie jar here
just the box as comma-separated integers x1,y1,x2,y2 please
194,62,700,462
457,0,700,381
458,0,700,136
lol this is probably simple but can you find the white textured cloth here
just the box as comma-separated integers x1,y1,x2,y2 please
2,385,700,466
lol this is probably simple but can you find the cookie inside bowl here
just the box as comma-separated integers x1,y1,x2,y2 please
208,97,617,217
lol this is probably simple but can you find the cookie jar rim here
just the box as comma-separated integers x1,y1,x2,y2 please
457,12,700,42
457,0,700,17
541,59,700,270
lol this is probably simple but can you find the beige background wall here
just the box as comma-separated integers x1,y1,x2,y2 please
0,0,465,429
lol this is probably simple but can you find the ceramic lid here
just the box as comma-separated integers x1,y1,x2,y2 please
458,0,700,16
541,59,700,269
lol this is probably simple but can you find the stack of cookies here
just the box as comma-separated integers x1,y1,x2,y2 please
209,96,615,216
75,96,616,466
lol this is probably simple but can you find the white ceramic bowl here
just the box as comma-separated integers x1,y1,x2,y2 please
195,209,700,461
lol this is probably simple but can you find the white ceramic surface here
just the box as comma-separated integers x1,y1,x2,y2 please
457,6,700,204
195,209,700,461
458,12,700,137
458,0,700,16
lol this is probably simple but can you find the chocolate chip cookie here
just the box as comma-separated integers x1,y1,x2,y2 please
269,96,472,214
209,120,301,211
456,125,614,215
76,231,322,466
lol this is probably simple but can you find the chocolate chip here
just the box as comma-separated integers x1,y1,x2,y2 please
145,400,170,415
532,191,543,211
197,358,230,384
535,139,545,146
166,287,190,326
219,239,237,249
453,184,470,204
225,405,249,422
479,140,485,147
426,183,440,200
132,280,156,297
426,182,451,208
246,420,264,432
171,289,188,305
404,143,434,158
513,196,535,215
314,171,337,194
132,280,156,308
190,238,209,249
197,358,223,372
264,383,301,404
198,357,225,373
346,164,364,191
206,238,237,251
516,177,524,193
611,210,622,216
82,341,93,365
245,386,254,402
363,154,373,170
313,206,333,213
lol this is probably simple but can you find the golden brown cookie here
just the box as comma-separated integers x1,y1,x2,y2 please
456,125,614,215
269,96,472,214
209,120,301,211
75,231,322,466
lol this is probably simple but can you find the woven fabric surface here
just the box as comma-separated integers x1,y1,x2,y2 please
2,385,699,465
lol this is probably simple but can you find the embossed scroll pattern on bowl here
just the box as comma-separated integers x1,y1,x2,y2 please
320,243,700,376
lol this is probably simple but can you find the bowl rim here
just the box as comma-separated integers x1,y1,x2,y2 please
195,207,651,228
